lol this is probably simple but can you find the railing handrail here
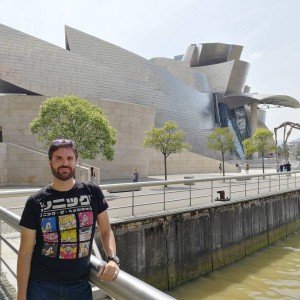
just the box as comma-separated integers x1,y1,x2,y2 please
0,207,176,300
0,170,298,197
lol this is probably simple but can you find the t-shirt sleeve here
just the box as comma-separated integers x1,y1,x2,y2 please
92,184,108,214
19,196,39,230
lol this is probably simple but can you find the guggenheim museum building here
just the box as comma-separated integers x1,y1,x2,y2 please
0,23,299,185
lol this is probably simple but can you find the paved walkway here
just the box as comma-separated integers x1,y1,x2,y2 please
0,271,16,300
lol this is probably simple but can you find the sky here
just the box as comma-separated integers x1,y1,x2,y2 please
1,0,300,141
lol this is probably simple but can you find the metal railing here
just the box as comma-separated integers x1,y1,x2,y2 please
0,171,299,299
0,207,176,300
100,171,300,218
0,171,299,220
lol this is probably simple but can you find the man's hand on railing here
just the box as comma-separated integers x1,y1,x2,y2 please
97,260,119,281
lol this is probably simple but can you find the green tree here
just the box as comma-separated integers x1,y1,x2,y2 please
242,128,277,174
30,95,117,160
207,127,235,176
143,121,191,180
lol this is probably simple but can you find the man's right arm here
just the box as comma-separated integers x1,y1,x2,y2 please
17,227,36,300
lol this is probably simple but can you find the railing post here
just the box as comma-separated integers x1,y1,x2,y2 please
211,180,214,202
229,179,231,198
189,184,192,206
269,174,271,192
132,189,135,216
163,185,166,210
0,217,2,275
245,179,247,197
279,173,281,190
258,176,260,194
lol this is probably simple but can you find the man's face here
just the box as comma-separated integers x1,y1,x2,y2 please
49,147,76,181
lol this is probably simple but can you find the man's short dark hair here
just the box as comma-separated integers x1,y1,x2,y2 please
48,139,78,160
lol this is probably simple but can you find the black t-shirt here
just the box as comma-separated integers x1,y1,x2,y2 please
19,181,108,282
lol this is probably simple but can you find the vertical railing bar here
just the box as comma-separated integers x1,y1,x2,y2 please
163,185,166,210
211,180,214,202
0,217,2,277
132,189,135,216
258,176,260,194
189,184,192,206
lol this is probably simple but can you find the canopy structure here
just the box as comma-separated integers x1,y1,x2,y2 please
222,93,300,109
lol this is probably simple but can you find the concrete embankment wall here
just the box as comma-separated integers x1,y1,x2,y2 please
96,190,300,290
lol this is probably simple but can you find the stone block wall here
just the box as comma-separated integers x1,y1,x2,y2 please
0,143,8,184
0,94,228,185
103,191,300,290
148,149,237,175
7,144,50,186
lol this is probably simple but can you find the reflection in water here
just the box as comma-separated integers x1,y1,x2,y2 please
169,232,300,299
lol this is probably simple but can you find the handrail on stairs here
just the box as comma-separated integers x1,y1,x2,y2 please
9,143,101,183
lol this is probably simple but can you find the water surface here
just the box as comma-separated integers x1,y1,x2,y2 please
169,232,300,299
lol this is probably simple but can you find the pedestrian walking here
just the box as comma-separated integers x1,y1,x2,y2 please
245,162,250,174
132,168,139,182
90,166,96,183
219,163,222,174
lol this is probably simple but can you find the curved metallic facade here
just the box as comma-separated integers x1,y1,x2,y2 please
0,24,216,157
0,23,299,160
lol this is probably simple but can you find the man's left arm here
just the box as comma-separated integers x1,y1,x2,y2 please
96,210,119,281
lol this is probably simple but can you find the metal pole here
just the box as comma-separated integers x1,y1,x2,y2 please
245,179,247,197
229,179,231,198
211,180,214,202
163,185,166,210
189,185,192,206
258,176,260,194
0,217,2,277
132,189,135,216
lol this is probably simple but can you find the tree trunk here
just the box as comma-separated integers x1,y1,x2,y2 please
222,152,225,177
262,154,265,178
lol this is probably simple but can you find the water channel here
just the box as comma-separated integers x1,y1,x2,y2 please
168,232,300,300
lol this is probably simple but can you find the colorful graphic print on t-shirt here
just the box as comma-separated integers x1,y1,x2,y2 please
40,193,94,259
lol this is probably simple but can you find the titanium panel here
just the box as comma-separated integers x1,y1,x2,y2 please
0,23,216,158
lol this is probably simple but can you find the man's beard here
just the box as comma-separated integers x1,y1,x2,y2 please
51,165,75,181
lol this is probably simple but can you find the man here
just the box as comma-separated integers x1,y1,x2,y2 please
17,139,119,300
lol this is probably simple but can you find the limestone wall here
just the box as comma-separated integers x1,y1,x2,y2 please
0,95,156,184
0,95,232,185
7,144,50,186
148,149,237,175
0,143,8,184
